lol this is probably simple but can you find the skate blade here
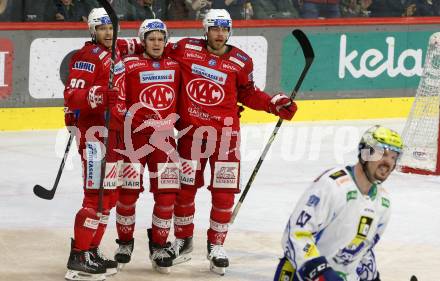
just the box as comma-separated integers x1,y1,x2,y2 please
152,263,171,274
116,263,126,271
65,270,106,281
104,267,118,276
172,255,192,265
209,262,226,276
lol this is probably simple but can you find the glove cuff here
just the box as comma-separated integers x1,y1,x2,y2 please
299,256,331,280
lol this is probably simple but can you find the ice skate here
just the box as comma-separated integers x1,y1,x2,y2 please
65,240,106,281
114,239,134,271
89,247,118,276
207,241,229,276
147,228,174,274
171,236,193,265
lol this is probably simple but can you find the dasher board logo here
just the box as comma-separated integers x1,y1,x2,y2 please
281,31,435,93
139,70,175,83
0,38,13,100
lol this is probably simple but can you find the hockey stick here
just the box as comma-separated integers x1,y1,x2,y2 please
410,275,418,281
33,133,74,200
230,30,314,224
97,0,118,216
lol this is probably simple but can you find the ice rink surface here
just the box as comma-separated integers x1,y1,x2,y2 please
1,119,439,281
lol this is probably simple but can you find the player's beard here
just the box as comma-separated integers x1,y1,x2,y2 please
208,38,227,52
372,163,393,182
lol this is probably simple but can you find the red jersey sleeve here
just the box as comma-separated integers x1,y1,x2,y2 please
236,56,271,113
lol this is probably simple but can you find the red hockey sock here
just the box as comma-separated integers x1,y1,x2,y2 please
116,191,139,241
74,207,99,251
207,192,234,245
174,188,197,239
90,210,109,248
151,193,176,246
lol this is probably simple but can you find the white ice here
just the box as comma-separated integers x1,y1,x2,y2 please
0,118,438,281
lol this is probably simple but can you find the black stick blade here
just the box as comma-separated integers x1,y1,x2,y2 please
292,29,315,62
410,275,418,281
33,184,55,200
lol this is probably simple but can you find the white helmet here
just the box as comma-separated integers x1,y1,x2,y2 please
88,8,112,37
203,9,232,36
138,19,168,43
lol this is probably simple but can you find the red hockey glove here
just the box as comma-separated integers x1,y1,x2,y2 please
64,110,76,127
87,86,119,110
269,93,297,120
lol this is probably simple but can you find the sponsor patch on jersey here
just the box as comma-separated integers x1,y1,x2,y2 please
92,46,101,54
180,159,197,185
346,190,358,201
139,70,175,83
152,61,160,69
329,170,347,180
113,61,125,75
248,72,254,81
191,64,227,85
123,56,139,63
158,163,179,189
139,83,175,110
83,218,99,230
174,215,194,226
98,50,108,60
172,43,178,49
184,50,206,61
126,61,147,72
85,142,101,189
220,61,239,72
186,78,225,106
103,162,119,190
235,52,249,62
208,59,217,66
229,56,245,68
306,195,320,207
303,243,319,258
73,61,95,73
121,163,141,189
381,198,390,208
213,162,239,189
357,216,373,238
165,60,178,67
185,43,202,51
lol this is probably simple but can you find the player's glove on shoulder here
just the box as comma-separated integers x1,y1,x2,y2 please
299,256,344,281
269,93,297,120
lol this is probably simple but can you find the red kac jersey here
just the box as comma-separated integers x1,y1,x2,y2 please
123,54,181,134
165,38,272,137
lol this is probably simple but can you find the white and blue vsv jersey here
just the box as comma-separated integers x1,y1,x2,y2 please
281,166,391,281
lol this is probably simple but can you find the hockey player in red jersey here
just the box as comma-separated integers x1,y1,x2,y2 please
63,7,142,281
113,19,181,274
165,9,298,275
